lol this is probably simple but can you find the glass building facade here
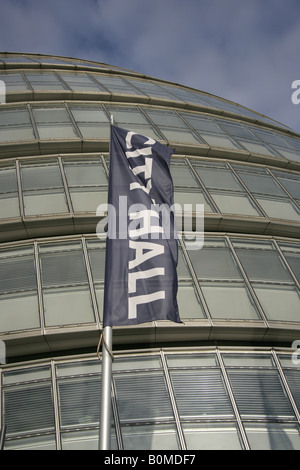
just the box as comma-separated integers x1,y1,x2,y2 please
0,53,300,450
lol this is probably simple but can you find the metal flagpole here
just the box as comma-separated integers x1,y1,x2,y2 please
99,114,114,450
99,326,113,450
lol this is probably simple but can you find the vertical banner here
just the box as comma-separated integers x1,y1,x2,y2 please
103,125,181,327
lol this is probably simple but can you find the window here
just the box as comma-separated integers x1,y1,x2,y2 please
24,72,68,91
0,166,20,219
20,161,69,216
0,107,35,142
39,242,95,326
107,105,161,139
31,105,78,139
69,104,109,139
181,113,241,150
144,109,202,145
63,159,107,212
0,246,39,332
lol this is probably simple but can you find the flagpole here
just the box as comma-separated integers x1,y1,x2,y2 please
99,114,114,450
99,325,113,450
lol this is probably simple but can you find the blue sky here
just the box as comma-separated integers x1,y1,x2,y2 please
0,0,299,132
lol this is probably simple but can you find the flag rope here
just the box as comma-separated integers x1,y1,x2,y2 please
97,330,114,361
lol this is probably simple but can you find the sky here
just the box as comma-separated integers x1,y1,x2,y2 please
0,0,299,132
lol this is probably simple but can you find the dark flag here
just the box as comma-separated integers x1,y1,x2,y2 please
103,125,181,327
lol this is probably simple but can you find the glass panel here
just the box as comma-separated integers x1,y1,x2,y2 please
235,248,294,282
276,176,300,200
23,189,68,216
245,423,300,450
56,359,100,377
283,253,300,283
188,246,242,280
238,139,278,156
114,371,173,422
69,187,107,212
43,286,95,326
3,366,51,385
94,75,143,95
21,163,63,190
0,72,30,91
194,166,242,191
39,246,88,287
25,72,67,90
0,291,40,332
283,370,300,409
0,126,35,142
199,133,240,149
64,161,107,186
237,171,286,196
174,189,215,213
5,435,56,450
183,423,243,450
107,106,161,139
0,108,31,125
210,191,261,216
201,282,260,320
0,248,36,292
166,353,218,368
0,193,20,218
159,127,201,144
255,197,300,222
222,354,274,367
32,106,78,139
58,376,101,427
61,429,118,450
4,383,55,435
0,167,18,193
170,164,199,188
87,241,106,282
170,369,233,418
227,369,295,418
59,73,106,92
122,424,179,450
177,283,205,319
69,105,108,123
253,284,300,322
113,356,162,371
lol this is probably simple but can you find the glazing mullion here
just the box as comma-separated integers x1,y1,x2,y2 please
272,240,300,290
110,377,123,450
185,158,221,214
51,359,61,450
57,156,74,216
271,350,300,424
216,349,251,450
225,236,270,326
138,106,169,141
26,103,39,140
178,236,212,324
64,102,83,140
160,351,186,450
100,155,109,178
15,160,25,220
34,240,45,335
81,237,101,329
53,71,72,92
19,71,34,92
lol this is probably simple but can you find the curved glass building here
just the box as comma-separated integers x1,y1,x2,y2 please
0,52,300,450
